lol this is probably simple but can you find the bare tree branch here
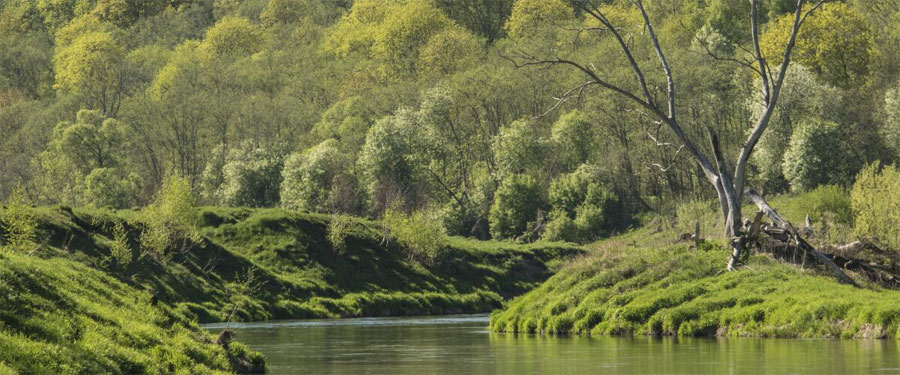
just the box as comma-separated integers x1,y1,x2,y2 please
634,0,676,121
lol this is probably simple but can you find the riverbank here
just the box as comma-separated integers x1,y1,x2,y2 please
5,206,582,323
489,228,900,338
0,249,264,374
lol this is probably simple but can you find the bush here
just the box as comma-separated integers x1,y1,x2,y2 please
326,215,353,253
489,174,545,240
1,184,38,253
107,220,132,269
543,170,626,243
782,119,851,192
140,176,201,259
384,208,446,264
788,185,853,225
851,163,900,250
218,144,284,208
281,139,358,213
84,167,142,209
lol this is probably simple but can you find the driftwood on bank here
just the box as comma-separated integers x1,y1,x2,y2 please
745,190,857,286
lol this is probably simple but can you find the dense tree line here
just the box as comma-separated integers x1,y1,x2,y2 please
1,0,898,243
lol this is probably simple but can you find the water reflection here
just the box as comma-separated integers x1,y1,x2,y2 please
204,315,900,375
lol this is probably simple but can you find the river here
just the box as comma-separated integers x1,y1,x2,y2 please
204,314,900,374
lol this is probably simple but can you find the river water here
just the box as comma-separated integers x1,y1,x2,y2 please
204,314,900,375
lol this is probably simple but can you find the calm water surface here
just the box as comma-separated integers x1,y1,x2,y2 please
204,314,900,375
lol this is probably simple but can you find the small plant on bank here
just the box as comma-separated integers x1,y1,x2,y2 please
383,207,446,264
139,176,201,261
1,184,39,253
327,214,354,253
851,163,900,251
108,220,132,269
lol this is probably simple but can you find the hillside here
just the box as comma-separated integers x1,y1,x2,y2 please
13,206,582,323
490,229,900,338
0,250,264,374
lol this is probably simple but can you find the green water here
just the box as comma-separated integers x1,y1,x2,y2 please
205,315,900,374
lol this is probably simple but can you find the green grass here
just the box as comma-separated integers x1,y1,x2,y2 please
5,206,582,323
490,227,900,338
0,249,264,375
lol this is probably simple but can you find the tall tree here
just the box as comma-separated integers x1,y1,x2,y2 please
510,0,829,269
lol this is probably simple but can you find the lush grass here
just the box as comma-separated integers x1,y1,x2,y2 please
490,228,900,338
8,206,582,323
0,249,264,375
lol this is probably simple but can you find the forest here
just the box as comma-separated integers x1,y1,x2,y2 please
3,0,900,373
0,0,897,248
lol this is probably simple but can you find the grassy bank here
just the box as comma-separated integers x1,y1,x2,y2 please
0,249,264,374
7,206,582,323
490,228,900,338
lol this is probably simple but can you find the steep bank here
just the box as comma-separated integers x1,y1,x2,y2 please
0,250,264,374
490,229,900,338
14,206,583,323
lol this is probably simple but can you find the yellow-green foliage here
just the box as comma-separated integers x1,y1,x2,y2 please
327,214,353,252
851,163,900,250
139,176,201,258
504,0,572,39
1,185,38,253
760,3,873,88
107,219,131,268
384,208,447,264
491,229,900,338
0,250,261,374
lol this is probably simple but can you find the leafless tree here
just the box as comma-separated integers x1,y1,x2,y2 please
512,0,828,270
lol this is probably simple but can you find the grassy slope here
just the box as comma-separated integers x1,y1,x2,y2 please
490,228,900,338
21,206,582,323
0,250,264,375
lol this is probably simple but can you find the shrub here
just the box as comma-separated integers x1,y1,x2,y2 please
782,119,852,192
84,167,142,209
544,170,626,243
327,215,353,253
1,184,38,253
107,220,132,269
384,208,446,264
489,174,545,240
218,144,284,208
787,185,853,225
543,211,579,243
851,163,900,250
281,139,358,213
139,176,201,259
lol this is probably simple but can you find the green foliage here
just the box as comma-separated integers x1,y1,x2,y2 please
0,249,258,374
199,16,263,58
544,168,626,243
492,120,551,179
52,24,129,115
491,229,900,337
139,176,201,258
761,3,873,88
107,219,132,269
218,144,284,208
327,214,354,252
750,65,843,192
358,109,428,212
489,174,544,240
281,139,357,213
417,26,482,79
84,168,142,209
851,163,900,250
1,184,38,253
504,0,572,40
782,119,851,192
551,110,595,172
384,208,447,264
883,83,900,158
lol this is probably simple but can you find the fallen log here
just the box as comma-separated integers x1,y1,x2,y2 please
746,189,856,286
